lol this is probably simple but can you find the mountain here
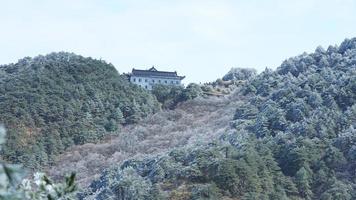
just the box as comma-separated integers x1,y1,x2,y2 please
78,39,356,199
0,52,160,168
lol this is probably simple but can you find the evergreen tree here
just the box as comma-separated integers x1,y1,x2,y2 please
295,166,313,200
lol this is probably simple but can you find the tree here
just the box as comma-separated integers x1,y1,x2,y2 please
295,166,313,200
323,145,347,169
222,68,257,81
105,119,118,132
112,167,151,200
286,99,308,122
151,84,174,103
255,100,287,137
123,101,143,124
151,84,184,109
180,83,203,101
111,107,125,124
320,181,352,200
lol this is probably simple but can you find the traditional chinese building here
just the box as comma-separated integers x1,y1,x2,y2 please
129,67,185,90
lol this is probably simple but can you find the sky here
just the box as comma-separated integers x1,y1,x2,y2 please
1,0,356,83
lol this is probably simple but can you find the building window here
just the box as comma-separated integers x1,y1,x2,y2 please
145,79,147,82
133,78,136,82
152,79,155,83
176,81,179,84
139,78,141,82
171,81,173,84
159,80,161,83
145,85,147,89
165,80,167,84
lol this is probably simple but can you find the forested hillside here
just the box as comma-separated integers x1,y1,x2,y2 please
0,52,160,168
80,38,356,200
49,92,237,187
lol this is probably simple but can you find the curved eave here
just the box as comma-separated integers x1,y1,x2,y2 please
131,74,186,80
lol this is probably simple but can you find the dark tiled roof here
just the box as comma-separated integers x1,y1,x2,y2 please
131,67,185,80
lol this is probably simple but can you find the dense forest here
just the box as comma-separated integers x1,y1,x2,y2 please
80,38,356,199
0,52,160,168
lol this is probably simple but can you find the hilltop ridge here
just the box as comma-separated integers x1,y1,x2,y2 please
0,52,160,168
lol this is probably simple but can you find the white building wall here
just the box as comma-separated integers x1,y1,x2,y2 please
130,76,182,90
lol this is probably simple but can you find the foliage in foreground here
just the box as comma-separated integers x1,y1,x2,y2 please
0,126,77,200
82,38,356,199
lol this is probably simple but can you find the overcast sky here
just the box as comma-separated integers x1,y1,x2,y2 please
1,0,356,83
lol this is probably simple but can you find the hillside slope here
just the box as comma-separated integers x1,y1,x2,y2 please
78,38,355,199
49,93,242,187
0,52,160,168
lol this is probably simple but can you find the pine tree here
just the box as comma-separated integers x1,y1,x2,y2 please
295,166,313,200
112,107,125,124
